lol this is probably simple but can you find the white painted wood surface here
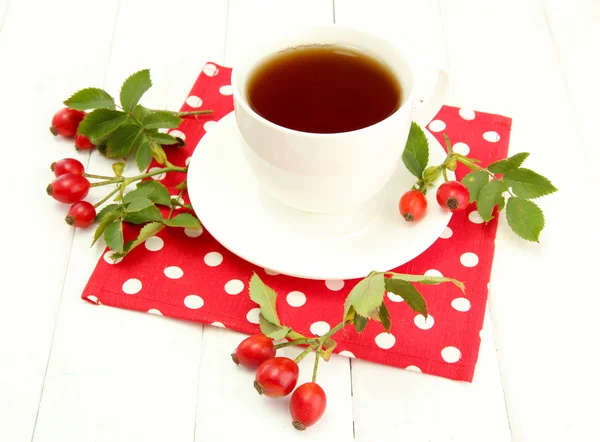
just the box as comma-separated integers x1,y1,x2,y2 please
0,1,597,441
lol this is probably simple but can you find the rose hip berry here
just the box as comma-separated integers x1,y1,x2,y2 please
231,334,276,369
436,181,470,212
51,158,85,177
46,173,90,204
254,357,299,398
65,201,96,228
290,382,327,431
50,108,86,137
399,189,428,221
75,134,95,150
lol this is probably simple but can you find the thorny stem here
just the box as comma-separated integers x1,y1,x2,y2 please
168,186,187,219
273,338,311,349
312,348,321,383
84,173,114,180
93,186,120,208
175,110,213,117
90,178,122,187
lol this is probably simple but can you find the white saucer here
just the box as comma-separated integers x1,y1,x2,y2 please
187,112,453,280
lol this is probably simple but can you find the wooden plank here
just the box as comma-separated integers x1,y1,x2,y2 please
0,0,9,31
31,1,228,441
0,1,120,441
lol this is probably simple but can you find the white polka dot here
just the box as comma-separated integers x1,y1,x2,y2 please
203,121,217,132
246,307,260,324
202,63,219,77
460,252,479,267
387,292,404,302
428,120,446,132
310,321,331,336
459,108,476,120
468,210,484,224
184,227,203,238
338,350,355,358
148,167,166,181
286,291,306,307
169,129,186,141
441,346,461,363
375,332,396,349
414,314,435,330
452,142,470,155
145,236,164,251
185,156,192,166
264,268,280,275
451,297,471,312
184,294,204,309
483,131,500,142
219,85,233,95
103,251,123,264
405,365,422,373
224,279,244,295
204,252,223,266
325,280,344,291
211,321,225,328
479,329,484,339
86,295,99,304
185,95,203,108
439,226,453,239
148,308,162,315
122,278,142,294
164,266,184,279
424,269,443,277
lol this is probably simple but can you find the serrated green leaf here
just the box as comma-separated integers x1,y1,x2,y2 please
124,180,171,206
92,209,121,246
259,314,289,339
77,109,128,139
343,273,385,318
95,204,120,222
112,161,126,177
374,302,392,332
321,338,337,361
497,194,506,212
175,180,187,190
64,87,115,110
132,104,152,121
388,273,465,291
505,197,545,242
249,273,281,326
142,111,182,129
126,197,153,212
503,168,558,199
384,278,428,318
477,179,508,222
150,131,179,145
462,170,489,202
123,205,163,224
354,314,369,334
402,122,429,178
163,213,202,229
487,152,530,174
136,140,152,171
118,222,163,258
106,125,142,158
120,69,152,112
103,220,124,253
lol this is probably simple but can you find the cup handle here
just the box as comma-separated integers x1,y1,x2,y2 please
412,68,450,127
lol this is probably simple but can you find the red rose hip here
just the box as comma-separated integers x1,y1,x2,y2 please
47,173,90,204
50,108,86,137
436,181,470,212
399,189,427,221
290,382,327,430
51,158,85,177
231,334,276,368
75,134,95,150
254,357,299,398
65,201,96,228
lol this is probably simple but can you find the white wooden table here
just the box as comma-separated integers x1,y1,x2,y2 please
1,1,598,441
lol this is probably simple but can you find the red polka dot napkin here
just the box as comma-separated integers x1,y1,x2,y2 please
82,63,512,382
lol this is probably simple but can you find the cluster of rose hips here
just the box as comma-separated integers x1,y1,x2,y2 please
232,334,327,431
399,180,470,222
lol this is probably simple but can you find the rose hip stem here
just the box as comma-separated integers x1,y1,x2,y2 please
312,348,321,383
292,322,346,364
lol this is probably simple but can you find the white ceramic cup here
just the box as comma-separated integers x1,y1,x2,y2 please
231,25,448,219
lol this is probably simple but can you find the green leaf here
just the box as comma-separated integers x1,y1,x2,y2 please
120,222,164,258
132,104,153,121
374,302,392,332
505,197,545,242
487,152,530,174
258,314,290,340
353,314,369,334
387,273,465,292
92,209,121,246
150,131,179,145
126,197,153,212
384,278,428,318
124,180,171,206
402,122,429,178
248,273,281,326
120,69,152,112
163,213,202,229
175,180,187,190
476,179,508,222
95,204,120,222
503,168,558,199
456,155,481,171
64,87,115,110
77,109,128,139
112,161,126,177
106,125,142,158
142,111,182,129
103,220,124,253
497,194,506,212
136,140,152,171
321,338,337,361
123,205,163,224
462,170,489,202
343,273,386,318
